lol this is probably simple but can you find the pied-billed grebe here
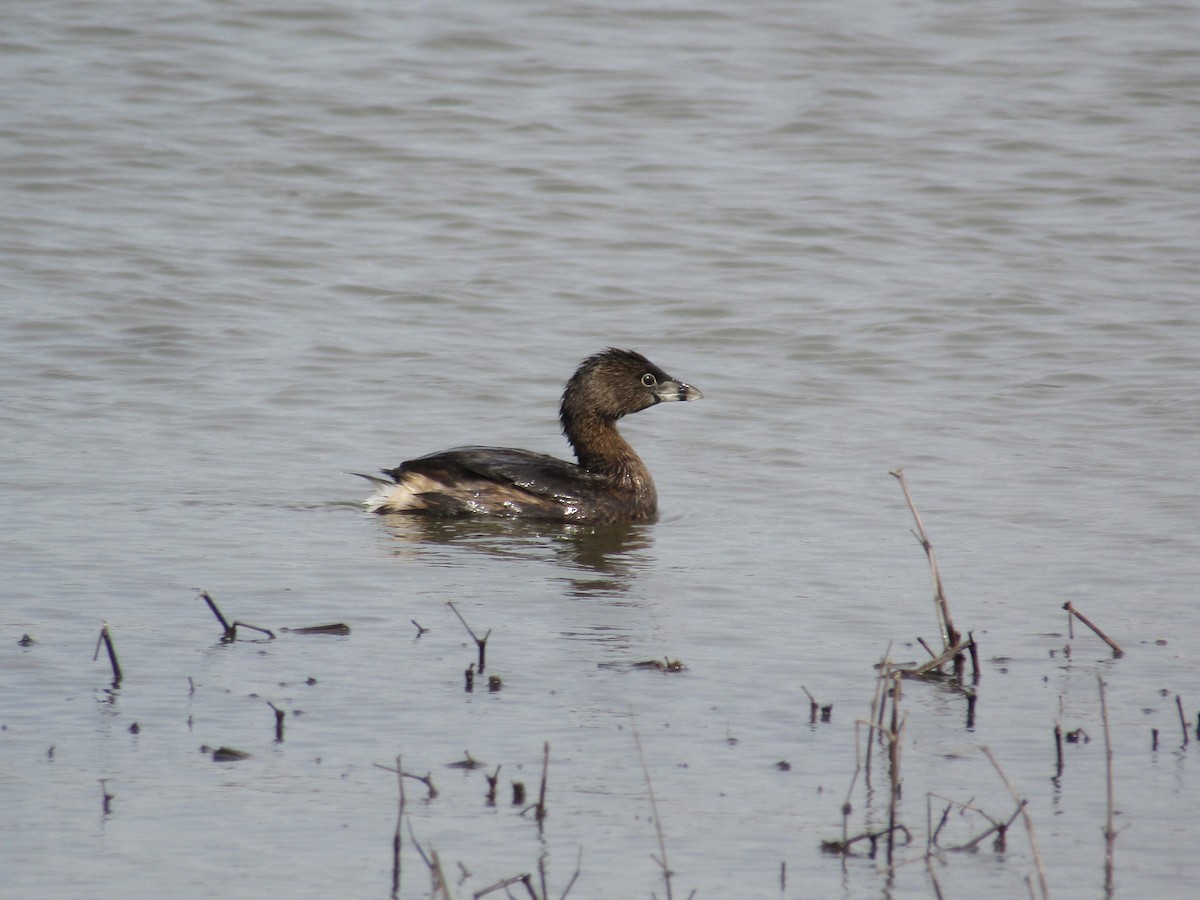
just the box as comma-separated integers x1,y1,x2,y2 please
360,348,702,523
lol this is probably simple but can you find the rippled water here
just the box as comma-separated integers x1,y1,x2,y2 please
3,1,1200,898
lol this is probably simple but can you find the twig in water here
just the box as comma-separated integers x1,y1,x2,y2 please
391,754,405,899
267,702,285,742
536,742,550,829
927,852,945,900
820,823,911,856
1098,674,1118,894
474,873,537,899
889,468,960,652
230,620,276,640
93,623,123,685
631,711,674,900
1054,724,1064,778
412,619,429,637
981,746,1048,900
929,791,1028,853
916,636,938,660
374,761,439,800
1062,601,1122,657
200,591,235,640
199,591,275,640
560,847,583,899
904,638,970,679
865,645,893,787
448,601,491,673
967,631,981,681
1175,694,1190,746
887,681,907,865
802,685,820,723
407,771,439,800
841,721,863,847
100,779,114,815
485,766,501,806
429,849,453,900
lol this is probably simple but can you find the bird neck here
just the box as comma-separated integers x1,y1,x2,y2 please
564,412,645,478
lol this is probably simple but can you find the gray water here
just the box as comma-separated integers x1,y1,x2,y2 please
3,1,1200,897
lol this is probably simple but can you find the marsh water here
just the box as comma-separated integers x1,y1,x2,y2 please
3,1,1200,897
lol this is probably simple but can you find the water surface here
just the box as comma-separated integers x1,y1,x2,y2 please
3,1,1199,897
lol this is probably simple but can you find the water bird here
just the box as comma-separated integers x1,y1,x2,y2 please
359,348,702,523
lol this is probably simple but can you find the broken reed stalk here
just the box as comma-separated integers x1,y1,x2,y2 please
864,645,893,787
802,685,820,723
93,623,123,685
230,621,275,640
536,741,550,829
1175,695,1190,746
447,601,491,673
391,754,405,899
1098,675,1118,894
267,702,285,742
981,746,1049,900
926,790,1030,853
887,680,906,865
474,873,537,899
631,712,674,900
916,636,938,660
374,762,438,801
841,721,864,847
199,591,275,641
405,825,450,900
830,672,911,858
560,848,583,899
905,638,970,679
485,766,501,806
429,849,452,900
1054,724,1064,779
953,797,1028,853
926,852,945,900
889,468,960,651
200,591,234,638
1062,602,1123,657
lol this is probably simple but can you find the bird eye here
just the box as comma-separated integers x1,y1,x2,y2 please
641,373,657,387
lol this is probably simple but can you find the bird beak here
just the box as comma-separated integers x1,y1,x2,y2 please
654,379,703,402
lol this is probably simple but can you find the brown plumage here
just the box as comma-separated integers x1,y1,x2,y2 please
360,348,702,524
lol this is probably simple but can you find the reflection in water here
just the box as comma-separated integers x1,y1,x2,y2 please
377,514,656,598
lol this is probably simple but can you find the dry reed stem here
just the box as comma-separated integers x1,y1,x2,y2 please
631,712,674,900
1098,674,1118,894
865,645,893,786
391,754,405,899
890,468,960,650
447,601,491,673
200,591,234,638
474,873,536,899
536,742,550,829
1062,602,1123,657
926,852,945,900
93,622,123,684
981,746,1049,900
905,638,970,678
430,849,453,900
